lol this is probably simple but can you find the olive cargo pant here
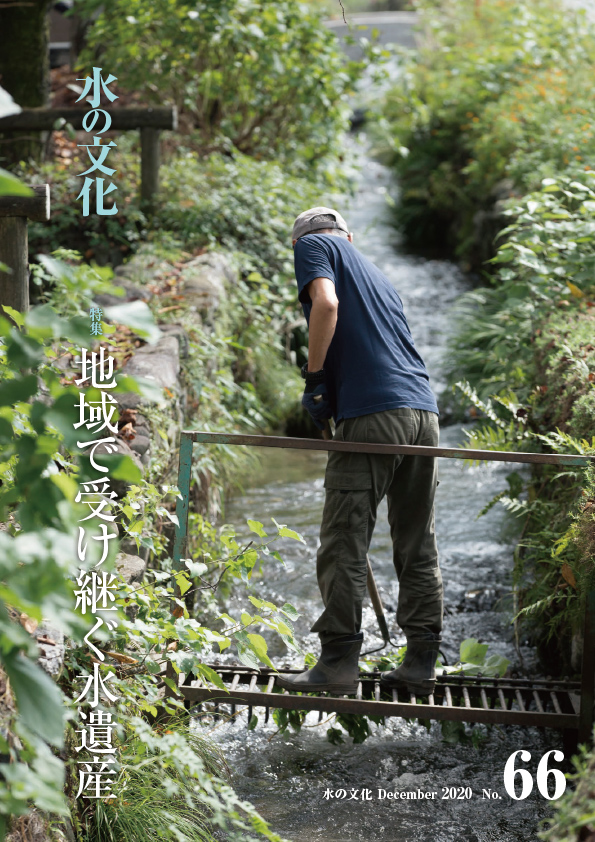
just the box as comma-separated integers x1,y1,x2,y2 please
311,408,443,641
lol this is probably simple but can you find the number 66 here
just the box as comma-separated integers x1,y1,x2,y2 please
504,750,566,800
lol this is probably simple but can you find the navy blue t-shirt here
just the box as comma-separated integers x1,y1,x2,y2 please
293,233,439,422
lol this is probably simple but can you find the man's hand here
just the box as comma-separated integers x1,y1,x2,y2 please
301,366,332,430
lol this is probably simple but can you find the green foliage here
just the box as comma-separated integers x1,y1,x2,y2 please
13,134,147,264
441,638,509,679
76,0,366,167
77,716,287,842
82,722,224,842
539,730,595,842
0,264,296,838
446,174,595,457
271,707,308,735
0,167,32,198
156,150,345,279
0,299,122,821
443,175,595,656
378,0,595,263
31,250,118,320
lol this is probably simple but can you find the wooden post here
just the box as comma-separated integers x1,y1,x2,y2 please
140,127,160,211
578,590,595,745
0,218,29,314
0,184,50,316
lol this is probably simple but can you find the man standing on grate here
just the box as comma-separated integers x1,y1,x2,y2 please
276,207,443,697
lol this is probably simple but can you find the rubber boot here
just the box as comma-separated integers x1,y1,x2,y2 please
380,633,441,695
276,632,363,695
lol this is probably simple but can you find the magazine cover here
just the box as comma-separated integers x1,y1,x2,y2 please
0,1,594,841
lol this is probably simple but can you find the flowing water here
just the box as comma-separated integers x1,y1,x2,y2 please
203,142,560,842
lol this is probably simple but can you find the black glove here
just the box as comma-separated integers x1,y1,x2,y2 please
301,363,332,431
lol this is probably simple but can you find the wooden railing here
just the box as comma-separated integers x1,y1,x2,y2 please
0,106,177,208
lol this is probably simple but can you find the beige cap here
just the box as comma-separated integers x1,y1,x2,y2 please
292,206,350,242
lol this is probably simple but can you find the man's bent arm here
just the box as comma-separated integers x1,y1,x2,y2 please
306,276,339,371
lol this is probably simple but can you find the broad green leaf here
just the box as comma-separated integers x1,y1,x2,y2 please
0,168,32,197
103,300,162,345
197,664,227,691
241,549,258,569
2,305,25,327
0,374,38,407
247,519,267,537
115,374,165,404
174,571,192,596
248,596,264,609
235,640,260,670
459,638,489,666
98,453,143,483
247,633,274,668
277,525,305,542
50,472,79,501
483,653,510,677
7,331,43,368
1,749,68,815
3,653,65,747
25,304,66,339
280,602,300,620
185,559,208,578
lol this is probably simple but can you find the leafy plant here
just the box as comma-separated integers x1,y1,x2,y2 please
75,716,287,842
13,133,147,265
441,638,509,678
377,0,595,265
75,0,368,167
539,730,595,842
0,264,298,839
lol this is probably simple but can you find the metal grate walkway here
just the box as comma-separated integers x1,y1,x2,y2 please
172,431,595,742
173,666,580,731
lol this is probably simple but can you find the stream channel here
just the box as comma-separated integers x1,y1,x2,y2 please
203,140,561,842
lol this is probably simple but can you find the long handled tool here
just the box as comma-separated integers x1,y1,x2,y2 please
320,417,401,655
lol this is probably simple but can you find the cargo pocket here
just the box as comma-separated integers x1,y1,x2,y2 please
323,470,372,534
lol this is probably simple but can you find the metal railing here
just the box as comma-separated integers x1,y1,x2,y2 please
172,430,595,742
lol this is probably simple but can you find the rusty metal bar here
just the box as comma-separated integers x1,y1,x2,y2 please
178,681,577,729
176,667,581,730
183,430,593,467
173,433,193,570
